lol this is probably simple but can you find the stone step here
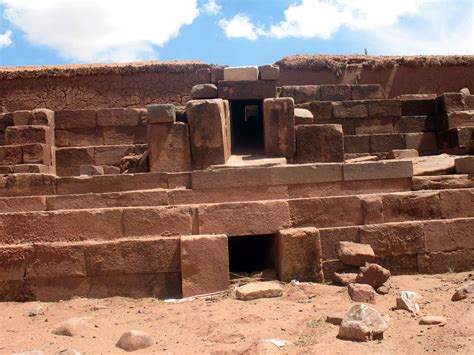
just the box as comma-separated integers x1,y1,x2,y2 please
412,175,474,191
56,144,147,176
1,188,472,243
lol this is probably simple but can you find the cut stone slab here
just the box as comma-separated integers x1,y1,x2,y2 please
419,316,447,325
181,234,229,297
396,291,420,314
338,304,389,342
451,281,474,301
224,66,259,81
51,317,90,337
259,64,280,80
455,156,474,174
191,84,218,99
147,104,176,124
218,80,276,100
235,281,283,301
116,330,153,352
338,242,375,266
348,283,377,304
356,263,391,289
326,312,346,325
294,108,313,125
264,98,295,160
295,124,344,163
334,272,357,286
386,149,419,160
404,154,457,176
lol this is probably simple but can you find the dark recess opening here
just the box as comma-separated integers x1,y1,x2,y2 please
228,234,276,274
230,99,264,155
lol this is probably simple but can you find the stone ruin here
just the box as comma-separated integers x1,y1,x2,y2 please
0,56,473,302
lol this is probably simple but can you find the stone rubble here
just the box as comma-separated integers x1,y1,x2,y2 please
338,304,389,342
356,263,391,289
347,283,377,304
451,281,474,301
396,291,420,314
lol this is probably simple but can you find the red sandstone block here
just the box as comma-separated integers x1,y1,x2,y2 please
423,218,474,253
198,200,291,236
401,99,436,116
5,126,53,145
289,195,363,229
368,100,401,117
218,80,277,100
380,191,442,223
148,122,192,172
437,93,465,113
351,85,385,100
320,85,351,101
307,101,333,119
14,164,51,174
393,115,436,133
264,98,295,160
370,134,406,152
343,160,413,181
374,254,419,275
405,132,437,152
22,143,51,165
354,117,393,134
0,145,22,165
85,236,180,276
196,68,211,84
181,234,229,297
26,242,87,280
12,110,33,125
55,110,97,129
67,128,103,146
0,165,13,174
344,135,370,154
56,147,95,166
319,226,360,260
0,195,47,213
0,174,56,197
30,109,55,126
280,85,321,104
445,111,474,129
122,206,194,237
94,144,143,165
418,249,474,274
102,126,147,145
439,189,474,219
55,130,69,147
359,222,425,257
333,101,368,118
277,227,323,282
295,124,344,163
97,108,142,127
0,245,33,281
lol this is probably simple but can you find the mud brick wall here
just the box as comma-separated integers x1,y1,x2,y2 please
0,61,210,112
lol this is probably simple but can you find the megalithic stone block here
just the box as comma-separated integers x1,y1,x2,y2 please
180,234,230,297
147,122,192,172
263,98,295,160
186,99,231,170
295,124,344,163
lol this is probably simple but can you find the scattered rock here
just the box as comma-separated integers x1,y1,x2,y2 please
338,304,389,342
338,242,375,266
26,305,44,317
326,312,346,325
348,283,377,304
419,316,447,325
236,282,283,301
396,291,420,314
51,317,90,337
334,272,357,286
451,281,474,301
116,330,153,352
356,263,391,289
376,282,392,295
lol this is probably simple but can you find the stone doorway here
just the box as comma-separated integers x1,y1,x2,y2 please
228,234,277,279
230,100,264,156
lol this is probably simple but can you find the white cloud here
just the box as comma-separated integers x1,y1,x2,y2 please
0,0,200,62
202,0,221,15
218,14,264,40
0,29,12,48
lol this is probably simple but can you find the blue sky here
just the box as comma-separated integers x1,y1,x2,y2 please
0,0,473,67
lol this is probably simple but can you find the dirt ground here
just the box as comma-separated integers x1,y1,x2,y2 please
1,272,473,354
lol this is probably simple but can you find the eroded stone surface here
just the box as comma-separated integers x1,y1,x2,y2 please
236,282,283,301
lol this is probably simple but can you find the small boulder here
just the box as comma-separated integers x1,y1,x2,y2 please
459,87,471,96
294,108,313,125
451,281,474,301
376,282,392,295
348,283,377,304
334,272,357,286
338,242,375,267
396,291,420,314
26,305,44,317
326,312,346,326
52,317,90,337
190,84,218,99
356,263,390,289
116,330,153,352
236,281,283,301
419,316,447,325
338,304,389,342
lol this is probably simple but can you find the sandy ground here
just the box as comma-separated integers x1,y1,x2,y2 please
1,272,473,354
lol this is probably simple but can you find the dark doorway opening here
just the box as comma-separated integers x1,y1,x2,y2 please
228,234,277,278
230,100,264,156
